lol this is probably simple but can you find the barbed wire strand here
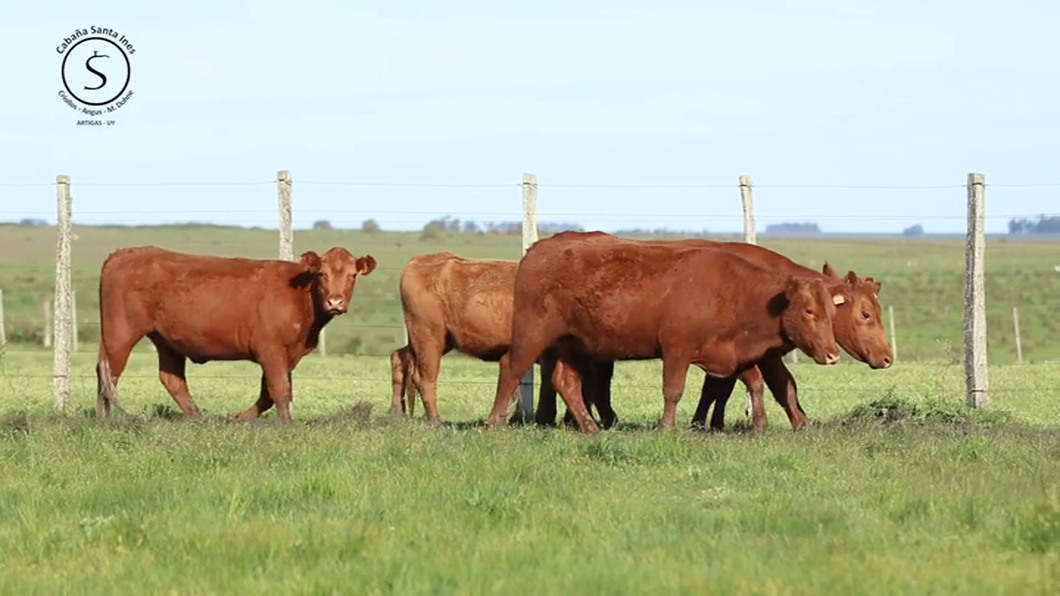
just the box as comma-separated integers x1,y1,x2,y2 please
3,179,1060,189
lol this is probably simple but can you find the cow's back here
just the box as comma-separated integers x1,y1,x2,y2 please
552,233,809,278
399,252,517,359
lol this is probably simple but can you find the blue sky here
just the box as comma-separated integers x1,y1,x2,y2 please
2,0,1058,234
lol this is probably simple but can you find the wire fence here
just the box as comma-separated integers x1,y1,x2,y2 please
0,171,1058,413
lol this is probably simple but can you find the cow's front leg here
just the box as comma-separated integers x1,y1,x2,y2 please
265,365,295,423
658,354,691,429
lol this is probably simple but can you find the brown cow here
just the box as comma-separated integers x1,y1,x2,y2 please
532,235,893,432
691,262,889,432
95,245,377,422
390,251,614,426
484,231,849,434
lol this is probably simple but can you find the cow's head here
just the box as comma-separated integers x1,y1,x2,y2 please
298,247,377,316
822,262,893,369
778,275,844,366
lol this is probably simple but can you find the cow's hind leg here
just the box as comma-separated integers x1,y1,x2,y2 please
239,374,274,420
390,346,414,417
690,375,718,431
530,353,558,426
406,329,446,425
236,349,294,422
691,374,739,431
151,338,201,417
758,355,807,431
739,367,769,433
551,357,599,435
412,351,444,425
587,361,618,430
96,332,140,419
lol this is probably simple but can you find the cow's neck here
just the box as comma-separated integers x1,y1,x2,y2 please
730,310,792,370
305,308,335,348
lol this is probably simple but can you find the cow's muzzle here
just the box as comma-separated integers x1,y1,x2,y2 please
813,351,841,366
325,297,347,315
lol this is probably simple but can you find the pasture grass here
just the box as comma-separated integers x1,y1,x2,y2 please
1,222,1058,363
2,351,1060,594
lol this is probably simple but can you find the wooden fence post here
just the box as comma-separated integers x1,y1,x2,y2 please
1012,307,1023,364
888,305,897,362
53,174,73,413
740,175,756,245
277,170,294,261
516,172,539,423
0,288,5,347
963,173,989,408
740,175,758,414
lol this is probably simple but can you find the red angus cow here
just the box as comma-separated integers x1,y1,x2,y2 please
390,251,614,426
95,245,377,422
532,234,893,433
692,262,889,432
484,231,848,434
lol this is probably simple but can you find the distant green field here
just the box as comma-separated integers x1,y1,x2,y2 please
1,222,1058,364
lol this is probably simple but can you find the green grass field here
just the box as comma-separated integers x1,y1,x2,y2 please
1,224,1059,593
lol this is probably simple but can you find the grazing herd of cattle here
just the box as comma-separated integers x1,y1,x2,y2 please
94,231,893,434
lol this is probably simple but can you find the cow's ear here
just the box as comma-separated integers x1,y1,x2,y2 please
829,284,851,307
356,255,377,276
822,262,839,278
783,275,803,300
866,277,881,296
299,251,322,273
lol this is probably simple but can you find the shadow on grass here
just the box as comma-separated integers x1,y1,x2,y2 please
4,394,1048,441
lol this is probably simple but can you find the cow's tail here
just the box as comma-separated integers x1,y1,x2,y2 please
95,344,128,418
396,279,417,417
96,343,117,418
95,310,125,419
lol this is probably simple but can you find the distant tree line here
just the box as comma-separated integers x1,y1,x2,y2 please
419,216,583,240
308,216,584,238
764,222,821,235
1008,215,1060,234
613,228,708,238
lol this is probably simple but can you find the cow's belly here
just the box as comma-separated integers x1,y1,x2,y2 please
154,326,254,364
560,332,661,361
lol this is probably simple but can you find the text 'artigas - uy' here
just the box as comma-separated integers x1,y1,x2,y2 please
56,27,135,54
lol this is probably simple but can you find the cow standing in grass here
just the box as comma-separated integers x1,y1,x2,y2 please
484,231,848,435
390,251,614,427
530,233,894,433
95,246,377,422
